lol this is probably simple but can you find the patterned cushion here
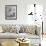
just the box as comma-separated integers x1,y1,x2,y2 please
24,25,36,35
2,25,17,33
10,25,17,33
2,25,11,32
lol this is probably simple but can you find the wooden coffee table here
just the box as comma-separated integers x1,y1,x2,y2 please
16,38,31,46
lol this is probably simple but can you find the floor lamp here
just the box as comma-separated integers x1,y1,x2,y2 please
41,14,43,40
28,3,43,40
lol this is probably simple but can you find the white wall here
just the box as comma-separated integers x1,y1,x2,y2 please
0,0,46,24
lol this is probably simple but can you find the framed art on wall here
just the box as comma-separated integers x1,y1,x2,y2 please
5,5,17,20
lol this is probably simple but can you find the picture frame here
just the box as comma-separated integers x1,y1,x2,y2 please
5,5,17,20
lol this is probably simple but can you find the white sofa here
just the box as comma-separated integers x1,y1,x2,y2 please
0,24,41,39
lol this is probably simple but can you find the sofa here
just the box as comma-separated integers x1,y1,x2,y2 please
0,24,41,39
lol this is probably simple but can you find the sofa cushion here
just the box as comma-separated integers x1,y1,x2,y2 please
24,25,36,35
19,25,25,33
0,26,3,33
2,25,17,33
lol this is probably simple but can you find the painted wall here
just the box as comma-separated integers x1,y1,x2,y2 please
0,0,45,24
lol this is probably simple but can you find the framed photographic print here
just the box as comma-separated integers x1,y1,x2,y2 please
5,5,17,20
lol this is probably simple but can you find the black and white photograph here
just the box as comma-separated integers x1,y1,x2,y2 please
5,5,17,20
